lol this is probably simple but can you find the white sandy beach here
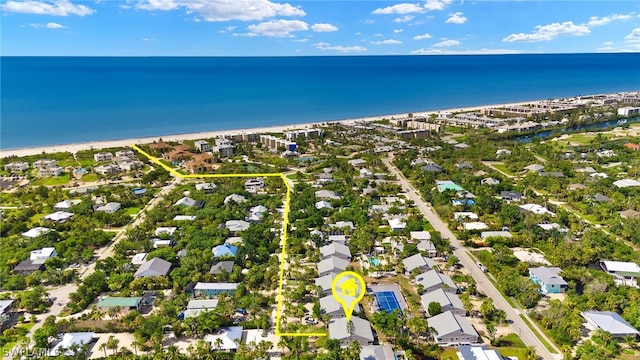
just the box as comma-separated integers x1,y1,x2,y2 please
0,100,535,158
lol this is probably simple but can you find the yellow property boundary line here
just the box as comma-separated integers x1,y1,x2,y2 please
132,145,326,337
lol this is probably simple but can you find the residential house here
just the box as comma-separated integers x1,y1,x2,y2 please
210,261,234,275
195,182,217,193
387,218,406,231
347,159,367,168
623,143,640,151
592,193,611,203
529,267,568,294
421,164,444,173
429,311,479,346
421,289,465,316
205,326,243,351
174,215,196,221
30,247,57,261
328,221,355,232
613,179,640,188
457,346,505,360
93,152,113,162
320,295,362,318
22,227,52,239
582,311,639,338
480,231,513,241
115,150,135,158
417,240,437,257
315,273,338,296
519,204,555,216
50,332,95,357
456,162,472,169
39,166,64,177
194,140,210,152
359,345,396,360
3,162,29,173
224,220,250,234
320,243,352,261
523,164,544,172
193,282,239,297
619,209,640,219
244,178,264,192
163,144,192,162
453,212,479,221
215,144,236,157
131,253,147,266
212,244,238,258
155,227,178,237
500,191,522,202
463,222,488,231
134,257,172,278
33,159,57,169
54,199,81,210
315,190,341,200
360,168,373,178
174,197,204,209
414,270,457,294
568,183,588,191
152,238,174,248
43,211,73,222
327,234,348,243
94,164,120,175
13,259,45,274
481,177,500,185
183,299,219,318
315,200,333,210
317,256,349,277
402,254,432,276
495,149,512,156
97,297,142,312
95,202,121,213
537,223,568,233
540,171,565,178
224,194,247,204
328,316,375,346
184,154,214,174
600,260,640,287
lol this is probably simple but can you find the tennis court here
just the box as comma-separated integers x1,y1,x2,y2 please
374,291,402,313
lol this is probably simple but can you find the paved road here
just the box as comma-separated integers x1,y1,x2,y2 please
382,156,562,360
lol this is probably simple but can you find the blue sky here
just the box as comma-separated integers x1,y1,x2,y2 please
2,0,640,56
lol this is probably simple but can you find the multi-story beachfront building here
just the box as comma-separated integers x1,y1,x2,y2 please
259,135,297,151
4,162,29,173
285,128,324,140
194,140,211,152
93,152,113,162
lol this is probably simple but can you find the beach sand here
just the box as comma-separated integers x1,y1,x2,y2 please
0,100,534,158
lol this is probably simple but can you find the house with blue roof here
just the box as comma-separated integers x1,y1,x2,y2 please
529,267,568,294
212,244,238,258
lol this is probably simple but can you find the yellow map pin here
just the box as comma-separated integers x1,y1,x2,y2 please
331,271,366,321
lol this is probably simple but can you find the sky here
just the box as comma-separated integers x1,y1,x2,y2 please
1,0,640,56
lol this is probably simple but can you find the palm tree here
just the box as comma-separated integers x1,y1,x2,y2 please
130,339,140,356
166,345,181,359
99,343,108,358
90,305,104,321
213,337,223,351
106,335,119,356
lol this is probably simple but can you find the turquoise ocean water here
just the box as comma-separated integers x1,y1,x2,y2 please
1,54,639,149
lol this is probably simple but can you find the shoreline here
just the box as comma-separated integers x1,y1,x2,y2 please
0,99,558,158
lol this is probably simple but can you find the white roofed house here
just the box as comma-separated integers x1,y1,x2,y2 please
205,326,243,351
315,272,338,296
115,149,135,158
387,218,406,231
402,254,432,276
30,247,57,261
22,227,52,238
359,168,373,178
4,162,29,173
194,140,211,152
154,227,178,237
414,270,457,294
429,310,479,346
320,295,362,318
44,211,73,223
347,159,367,168
315,189,342,200
421,289,465,316
359,345,396,360
328,316,375,346
93,152,113,162
39,165,64,177
94,164,120,176
582,311,639,338
195,182,217,194
320,243,352,261
33,159,57,169
174,196,204,209
519,204,555,217
317,256,349,277
224,194,247,204
600,260,640,287
225,220,250,234
95,202,121,214
315,200,333,210
54,199,81,210
49,332,95,357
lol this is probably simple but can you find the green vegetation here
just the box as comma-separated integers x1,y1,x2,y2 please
519,314,557,354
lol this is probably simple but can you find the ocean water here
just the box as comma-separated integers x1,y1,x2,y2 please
1,54,639,149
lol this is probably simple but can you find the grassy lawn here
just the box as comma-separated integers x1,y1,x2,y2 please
563,133,595,145
81,173,99,182
125,207,141,215
286,172,309,182
439,347,458,359
33,173,71,186
1,321,36,353
30,213,45,223
491,163,517,177
496,347,531,359
519,314,557,354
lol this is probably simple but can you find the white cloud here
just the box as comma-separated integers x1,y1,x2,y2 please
413,33,432,40
371,39,403,45
292,38,308,42
313,42,367,53
625,27,640,42
424,0,453,11
603,41,613,46
411,47,523,55
433,39,460,47
134,0,305,22
394,28,403,33
503,21,590,42
28,22,67,29
311,23,338,32
372,3,424,15
446,12,467,24
247,19,308,37
2,0,95,16
393,15,415,23
142,37,155,41
373,33,383,37
587,13,633,27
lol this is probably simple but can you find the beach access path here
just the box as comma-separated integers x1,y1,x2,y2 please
382,155,563,360
0,100,536,158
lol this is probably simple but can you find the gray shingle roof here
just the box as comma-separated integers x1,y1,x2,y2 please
320,295,362,315
402,254,427,272
414,270,456,290
421,289,465,314
529,267,567,286
134,257,172,277
210,260,234,275
429,311,478,338
328,316,374,341
320,243,352,259
317,256,349,275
